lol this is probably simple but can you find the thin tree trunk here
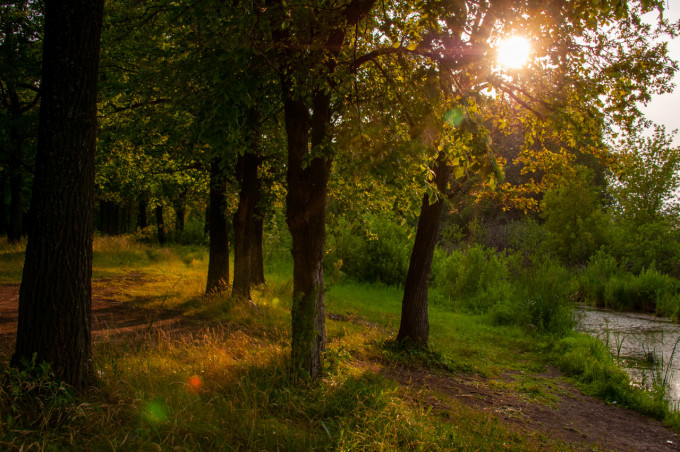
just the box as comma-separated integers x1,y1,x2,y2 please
206,157,229,294
155,203,165,244
285,95,331,378
137,198,148,229
174,198,186,234
12,0,104,390
397,155,452,346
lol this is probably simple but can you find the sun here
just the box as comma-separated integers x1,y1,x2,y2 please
496,36,531,69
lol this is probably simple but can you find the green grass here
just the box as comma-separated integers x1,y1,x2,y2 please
1,236,678,449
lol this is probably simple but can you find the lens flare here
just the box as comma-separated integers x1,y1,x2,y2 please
186,375,203,392
496,36,530,69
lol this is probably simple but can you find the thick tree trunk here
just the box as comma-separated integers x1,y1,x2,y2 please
7,135,23,243
285,95,331,378
155,204,165,244
206,157,230,294
137,198,148,229
233,150,263,299
12,0,104,390
397,155,452,346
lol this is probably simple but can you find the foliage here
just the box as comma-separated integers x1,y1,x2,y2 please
609,126,680,226
431,245,510,313
577,249,622,307
490,259,574,336
603,268,678,314
542,167,610,266
610,218,680,278
551,334,676,424
0,357,79,433
327,215,412,286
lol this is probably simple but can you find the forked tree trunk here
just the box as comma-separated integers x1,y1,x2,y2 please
397,155,452,346
12,0,104,390
206,157,230,294
285,95,332,378
233,151,263,299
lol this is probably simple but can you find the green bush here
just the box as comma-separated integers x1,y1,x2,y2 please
489,259,573,335
329,215,412,286
431,245,509,313
578,249,621,307
603,267,678,313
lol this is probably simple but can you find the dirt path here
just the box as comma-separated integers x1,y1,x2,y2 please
0,274,185,349
1,276,680,451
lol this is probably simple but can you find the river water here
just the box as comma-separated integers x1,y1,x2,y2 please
575,305,680,404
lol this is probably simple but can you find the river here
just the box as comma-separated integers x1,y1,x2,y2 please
575,305,680,405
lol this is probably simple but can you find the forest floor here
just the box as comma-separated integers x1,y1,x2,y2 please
1,274,680,451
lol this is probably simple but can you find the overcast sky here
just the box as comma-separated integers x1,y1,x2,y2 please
640,1,680,145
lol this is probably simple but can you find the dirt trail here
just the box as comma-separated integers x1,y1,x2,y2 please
1,276,680,451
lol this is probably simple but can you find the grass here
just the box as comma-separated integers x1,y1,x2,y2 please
1,236,678,449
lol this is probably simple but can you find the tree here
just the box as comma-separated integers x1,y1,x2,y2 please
12,0,105,390
0,1,42,242
387,0,676,346
609,125,680,226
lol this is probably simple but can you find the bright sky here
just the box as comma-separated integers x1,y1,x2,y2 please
641,1,680,145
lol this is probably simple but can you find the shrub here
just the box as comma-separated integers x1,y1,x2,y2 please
328,215,412,286
603,267,678,313
490,259,573,335
578,249,621,307
432,245,509,313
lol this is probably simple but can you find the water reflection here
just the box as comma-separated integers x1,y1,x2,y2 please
575,305,680,404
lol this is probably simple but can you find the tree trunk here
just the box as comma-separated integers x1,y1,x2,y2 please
206,157,230,294
233,150,263,299
285,94,332,378
155,203,165,244
174,198,186,234
252,212,265,285
397,155,452,346
137,198,148,229
99,200,120,235
7,134,23,243
12,0,104,391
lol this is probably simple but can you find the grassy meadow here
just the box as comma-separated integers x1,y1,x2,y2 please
1,235,679,450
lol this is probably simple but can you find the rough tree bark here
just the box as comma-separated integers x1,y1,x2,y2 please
206,157,230,294
12,0,104,390
397,154,452,346
232,113,262,299
284,94,332,378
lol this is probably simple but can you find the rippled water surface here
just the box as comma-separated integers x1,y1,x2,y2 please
575,305,680,403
